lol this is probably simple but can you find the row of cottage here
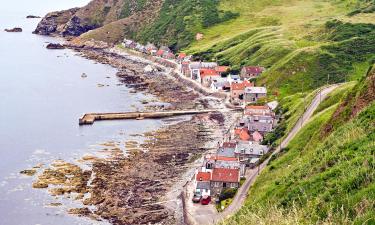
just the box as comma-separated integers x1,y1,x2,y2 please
122,39,267,106
121,38,276,202
193,102,278,198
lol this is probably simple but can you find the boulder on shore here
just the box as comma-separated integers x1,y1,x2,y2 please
4,27,22,32
26,15,41,19
46,43,65,49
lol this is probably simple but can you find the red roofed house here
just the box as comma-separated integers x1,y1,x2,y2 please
196,171,211,181
195,171,211,196
251,131,264,143
234,127,251,141
198,69,220,87
215,66,229,75
210,168,240,194
230,80,254,104
156,49,164,57
240,66,265,79
177,53,187,63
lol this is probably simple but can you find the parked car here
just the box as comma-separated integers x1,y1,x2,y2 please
192,193,202,203
201,196,211,205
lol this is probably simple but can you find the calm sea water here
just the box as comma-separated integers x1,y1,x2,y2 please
0,1,165,224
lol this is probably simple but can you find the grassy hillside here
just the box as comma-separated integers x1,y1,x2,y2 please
221,67,375,225
185,0,375,96
135,0,239,50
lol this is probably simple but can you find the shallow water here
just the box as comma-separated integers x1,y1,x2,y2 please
0,1,166,224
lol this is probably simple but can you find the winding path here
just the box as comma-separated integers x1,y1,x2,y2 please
186,84,340,225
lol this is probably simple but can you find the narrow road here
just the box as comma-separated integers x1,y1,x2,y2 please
187,84,340,225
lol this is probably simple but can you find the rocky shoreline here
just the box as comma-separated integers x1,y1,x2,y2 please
25,41,231,224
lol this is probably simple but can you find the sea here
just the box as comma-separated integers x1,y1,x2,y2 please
0,1,166,224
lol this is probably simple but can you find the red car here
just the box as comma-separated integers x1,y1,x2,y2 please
200,196,211,205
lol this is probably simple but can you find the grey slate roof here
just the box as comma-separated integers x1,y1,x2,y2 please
235,142,269,156
217,147,236,157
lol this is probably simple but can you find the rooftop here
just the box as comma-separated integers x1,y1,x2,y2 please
235,142,269,156
215,66,229,73
200,69,220,77
196,172,211,181
242,66,264,74
245,86,267,94
211,168,240,183
231,80,254,91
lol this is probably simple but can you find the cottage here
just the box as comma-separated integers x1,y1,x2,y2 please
227,74,241,85
230,80,254,104
217,142,237,157
180,61,191,76
199,69,220,87
251,131,264,143
215,66,229,75
163,51,175,60
234,141,269,160
196,181,211,197
156,49,165,57
240,66,264,79
135,43,146,53
123,39,137,49
248,121,273,133
234,127,251,141
195,171,211,196
201,62,218,69
189,62,201,80
188,62,218,80
211,77,230,91
213,158,246,177
244,105,272,116
210,168,240,195
244,87,267,104
246,114,275,126
145,43,157,52
177,53,187,63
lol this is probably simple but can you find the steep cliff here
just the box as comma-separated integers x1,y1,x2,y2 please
34,0,163,38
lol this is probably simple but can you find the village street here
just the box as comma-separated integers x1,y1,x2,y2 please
184,84,341,225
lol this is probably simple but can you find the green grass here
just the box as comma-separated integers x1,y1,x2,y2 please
217,198,234,212
221,68,375,224
181,0,375,96
313,82,356,115
221,100,375,225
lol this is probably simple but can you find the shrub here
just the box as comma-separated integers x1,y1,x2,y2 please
219,188,238,201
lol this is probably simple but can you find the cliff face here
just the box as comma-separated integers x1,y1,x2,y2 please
33,0,238,49
33,8,80,35
34,0,162,39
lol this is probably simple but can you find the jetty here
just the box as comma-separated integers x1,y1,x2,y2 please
79,109,221,125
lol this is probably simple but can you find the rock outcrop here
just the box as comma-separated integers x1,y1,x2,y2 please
33,8,79,35
61,15,99,36
46,43,65,49
33,0,163,44
26,15,41,19
4,27,22,32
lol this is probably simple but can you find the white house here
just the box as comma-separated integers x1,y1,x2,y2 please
227,74,241,85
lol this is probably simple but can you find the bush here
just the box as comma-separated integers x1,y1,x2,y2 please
219,188,238,201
